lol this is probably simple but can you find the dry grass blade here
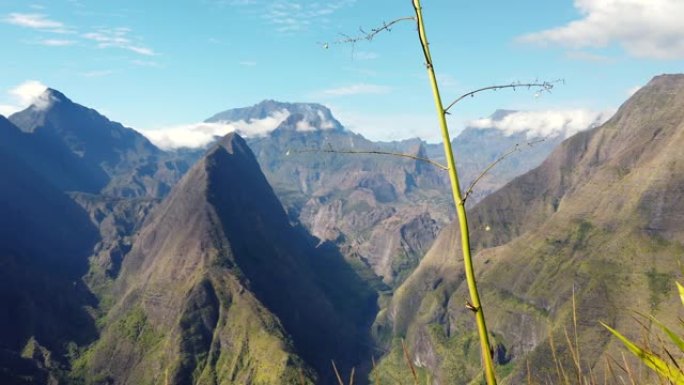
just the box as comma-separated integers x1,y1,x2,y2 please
604,357,613,385
621,353,637,385
563,327,582,384
572,286,582,375
549,328,571,385
664,346,682,373
348,367,355,385
401,339,420,385
588,364,597,385
332,360,345,385
608,356,629,385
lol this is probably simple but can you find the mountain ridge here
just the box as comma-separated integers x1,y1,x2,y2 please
372,73,684,384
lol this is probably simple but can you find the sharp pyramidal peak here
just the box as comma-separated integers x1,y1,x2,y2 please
82,132,377,385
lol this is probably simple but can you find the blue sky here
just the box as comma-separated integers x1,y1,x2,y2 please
1,0,684,144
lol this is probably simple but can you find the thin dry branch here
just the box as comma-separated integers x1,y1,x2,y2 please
289,148,448,170
462,137,547,202
323,16,415,47
444,80,563,113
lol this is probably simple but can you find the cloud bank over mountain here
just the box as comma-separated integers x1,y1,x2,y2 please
468,108,614,138
0,80,48,116
141,110,290,149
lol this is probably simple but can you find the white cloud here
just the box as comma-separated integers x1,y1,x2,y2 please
468,109,615,139
11,80,48,105
141,110,292,149
140,122,235,149
239,60,257,67
81,70,114,78
83,28,156,56
3,13,65,30
263,0,355,33
0,80,50,116
5,12,157,56
321,83,392,97
0,105,15,117
519,0,684,59
38,38,76,46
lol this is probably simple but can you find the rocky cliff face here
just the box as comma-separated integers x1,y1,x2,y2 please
208,101,452,288
81,133,376,385
374,74,684,384
215,102,583,288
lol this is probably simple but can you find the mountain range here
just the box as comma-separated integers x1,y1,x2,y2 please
1,74,677,385
202,101,574,288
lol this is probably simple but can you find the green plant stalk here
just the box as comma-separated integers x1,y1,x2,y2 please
411,1,497,384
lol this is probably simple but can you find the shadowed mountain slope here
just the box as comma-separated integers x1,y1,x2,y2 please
0,116,99,385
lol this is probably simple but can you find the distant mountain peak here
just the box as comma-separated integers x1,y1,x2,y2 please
204,100,344,138
490,109,517,121
24,87,68,112
42,87,69,101
213,131,250,155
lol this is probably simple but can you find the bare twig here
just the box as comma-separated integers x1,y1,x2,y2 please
462,137,547,202
444,80,563,114
323,16,415,48
289,148,448,170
